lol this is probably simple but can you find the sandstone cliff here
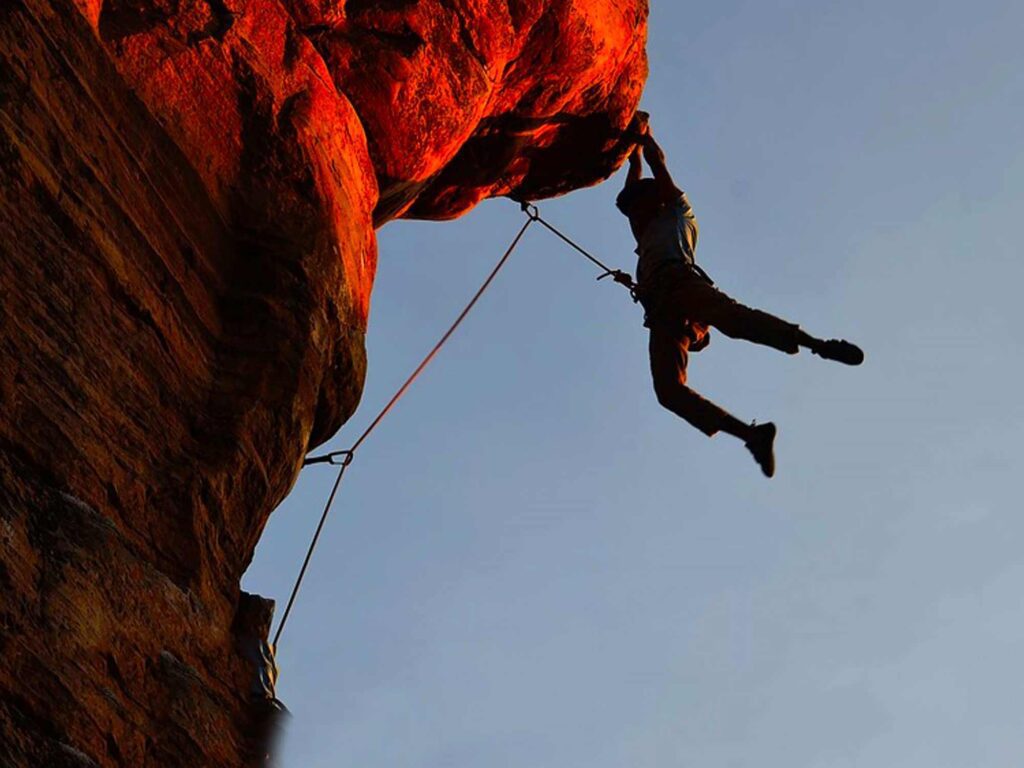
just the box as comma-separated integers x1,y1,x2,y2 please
0,0,647,763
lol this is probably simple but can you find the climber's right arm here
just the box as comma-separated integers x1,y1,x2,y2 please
642,131,683,203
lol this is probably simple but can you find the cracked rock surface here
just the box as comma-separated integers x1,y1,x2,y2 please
0,0,646,764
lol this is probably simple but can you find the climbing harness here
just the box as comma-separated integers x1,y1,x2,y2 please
272,200,635,648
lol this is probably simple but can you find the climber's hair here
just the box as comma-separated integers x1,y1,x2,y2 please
615,178,658,216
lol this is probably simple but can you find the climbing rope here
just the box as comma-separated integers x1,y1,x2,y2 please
273,200,634,648
518,201,637,294
272,213,534,647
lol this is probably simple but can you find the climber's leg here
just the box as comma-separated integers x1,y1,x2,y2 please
648,313,778,476
668,276,864,364
674,278,803,354
648,324,749,439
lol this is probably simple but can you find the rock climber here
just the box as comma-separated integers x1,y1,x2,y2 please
618,112,863,477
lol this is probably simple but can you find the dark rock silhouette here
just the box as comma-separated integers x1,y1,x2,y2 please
0,0,647,764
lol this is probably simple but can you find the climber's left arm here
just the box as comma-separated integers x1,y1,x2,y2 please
626,145,643,186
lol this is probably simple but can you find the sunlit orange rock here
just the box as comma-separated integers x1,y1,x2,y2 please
311,0,648,220
0,0,647,763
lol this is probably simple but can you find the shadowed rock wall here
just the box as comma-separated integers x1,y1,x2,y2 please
0,0,647,763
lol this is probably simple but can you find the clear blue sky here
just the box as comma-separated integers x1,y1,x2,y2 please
243,1,1024,765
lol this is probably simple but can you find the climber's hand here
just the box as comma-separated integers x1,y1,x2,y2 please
632,110,650,133
624,110,650,143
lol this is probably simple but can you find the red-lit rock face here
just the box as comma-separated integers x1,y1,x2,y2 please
310,0,648,220
0,0,646,764
85,0,647,228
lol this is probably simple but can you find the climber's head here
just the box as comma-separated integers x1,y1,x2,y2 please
616,179,661,239
615,179,658,216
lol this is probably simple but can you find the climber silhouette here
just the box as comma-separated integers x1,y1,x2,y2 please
619,113,863,477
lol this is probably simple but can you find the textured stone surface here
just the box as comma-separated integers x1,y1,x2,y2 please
312,0,649,221
0,0,647,763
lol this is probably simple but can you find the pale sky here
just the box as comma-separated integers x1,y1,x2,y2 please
243,1,1024,765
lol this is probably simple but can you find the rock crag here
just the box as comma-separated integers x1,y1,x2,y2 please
0,0,647,764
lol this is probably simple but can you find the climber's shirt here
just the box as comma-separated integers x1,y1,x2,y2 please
635,191,698,287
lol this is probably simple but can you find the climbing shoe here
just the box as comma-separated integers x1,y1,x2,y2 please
811,339,864,366
745,422,777,478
